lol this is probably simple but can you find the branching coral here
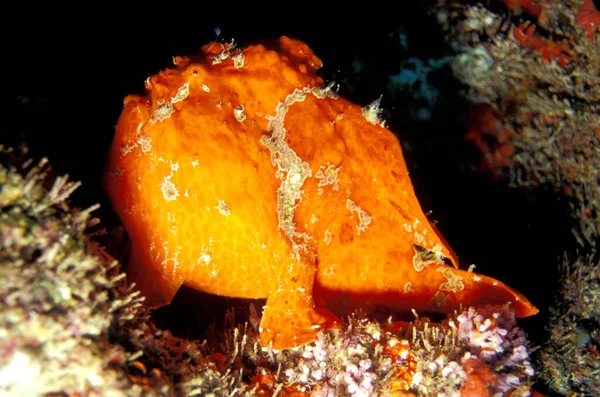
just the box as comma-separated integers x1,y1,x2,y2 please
181,305,535,396
0,145,235,396
175,306,535,396
539,253,600,395
392,305,533,397
435,0,600,247
183,312,401,397
0,146,145,395
428,0,599,394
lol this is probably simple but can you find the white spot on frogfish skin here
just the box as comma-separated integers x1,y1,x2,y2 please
362,95,383,125
161,177,179,201
202,84,210,92
198,253,212,265
216,199,231,216
346,199,372,234
324,230,332,245
232,52,245,69
172,82,190,103
234,106,246,122
121,143,135,156
413,232,425,246
315,164,341,194
138,136,152,152
151,102,175,123
437,267,465,292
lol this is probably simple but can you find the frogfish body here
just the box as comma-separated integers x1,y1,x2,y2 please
104,36,538,349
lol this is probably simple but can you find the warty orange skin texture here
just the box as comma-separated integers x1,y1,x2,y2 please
104,36,538,350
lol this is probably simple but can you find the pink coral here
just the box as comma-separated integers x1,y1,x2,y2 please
453,305,534,396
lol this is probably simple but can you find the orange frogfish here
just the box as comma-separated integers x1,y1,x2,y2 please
104,36,538,349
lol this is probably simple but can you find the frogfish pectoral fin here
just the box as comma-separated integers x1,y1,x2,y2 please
455,269,539,317
415,264,539,318
127,242,184,308
259,257,341,350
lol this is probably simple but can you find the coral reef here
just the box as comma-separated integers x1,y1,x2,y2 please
0,145,144,395
0,145,237,396
184,305,534,397
435,0,599,246
538,253,600,395
428,0,599,394
0,146,537,395
8,2,599,393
